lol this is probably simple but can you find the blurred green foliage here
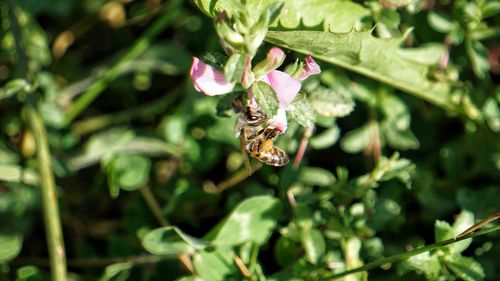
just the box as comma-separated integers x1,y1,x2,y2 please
0,0,499,280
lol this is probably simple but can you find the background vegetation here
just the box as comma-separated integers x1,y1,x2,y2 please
0,0,499,280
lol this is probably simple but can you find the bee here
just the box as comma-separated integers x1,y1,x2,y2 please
234,97,289,171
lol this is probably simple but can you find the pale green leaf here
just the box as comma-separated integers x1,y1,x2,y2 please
206,196,282,246
265,30,456,112
308,86,354,118
398,43,447,65
288,93,316,128
98,263,132,281
301,228,326,265
446,256,485,281
481,1,500,18
195,0,369,33
0,79,32,100
466,40,490,79
142,226,208,255
0,165,38,185
310,125,340,149
193,249,236,281
299,167,336,187
427,12,456,33
405,252,441,280
0,234,23,262
340,122,375,153
107,154,151,192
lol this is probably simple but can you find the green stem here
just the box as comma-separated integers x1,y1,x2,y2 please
320,225,500,280
7,1,68,280
63,0,183,126
71,84,182,136
26,108,68,281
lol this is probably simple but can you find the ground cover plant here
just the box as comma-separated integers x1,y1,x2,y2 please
0,0,499,280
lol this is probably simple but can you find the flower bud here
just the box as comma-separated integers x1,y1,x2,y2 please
253,47,286,78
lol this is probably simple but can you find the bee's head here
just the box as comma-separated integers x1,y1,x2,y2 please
244,106,266,124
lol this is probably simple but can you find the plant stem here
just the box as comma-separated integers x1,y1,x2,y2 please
139,185,169,226
7,0,68,280
12,255,162,268
63,0,183,126
26,108,68,281
320,225,500,280
71,84,182,136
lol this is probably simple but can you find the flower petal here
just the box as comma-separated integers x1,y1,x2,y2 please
190,57,235,96
267,107,288,132
259,70,301,107
268,47,285,68
298,55,321,81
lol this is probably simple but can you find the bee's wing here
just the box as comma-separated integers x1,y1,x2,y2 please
239,134,253,175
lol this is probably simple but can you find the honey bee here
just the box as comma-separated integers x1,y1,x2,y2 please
234,97,289,170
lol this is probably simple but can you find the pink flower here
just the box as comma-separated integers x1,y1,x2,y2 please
259,70,301,108
190,57,235,96
297,55,321,81
189,50,321,133
267,107,288,132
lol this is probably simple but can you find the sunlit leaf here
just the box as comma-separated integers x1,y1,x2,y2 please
265,30,457,112
446,256,485,281
206,196,282,246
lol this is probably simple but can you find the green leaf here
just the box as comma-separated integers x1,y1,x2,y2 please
66,129,179,171
465,39,490,79
308,86,354,118
481,1,500,18
252,81,279,116
0,234,23,262
265,30,456,112
299,167,336,187
381,121,419,150
195,0,369,33
288,93,316,128
446,256,485,281
107,154,151,194
193,248,236,281
398,43,447,65
224,53,246,83
434,210,474,255
0,165,38,185
98,263,132,281
206,196,282,246
0,79,32,100
427,12,456,33
405,252,441,280
142,226,208,255
274,236,300,267
340,122,375,154
301,228,326,265
310,125,340,149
